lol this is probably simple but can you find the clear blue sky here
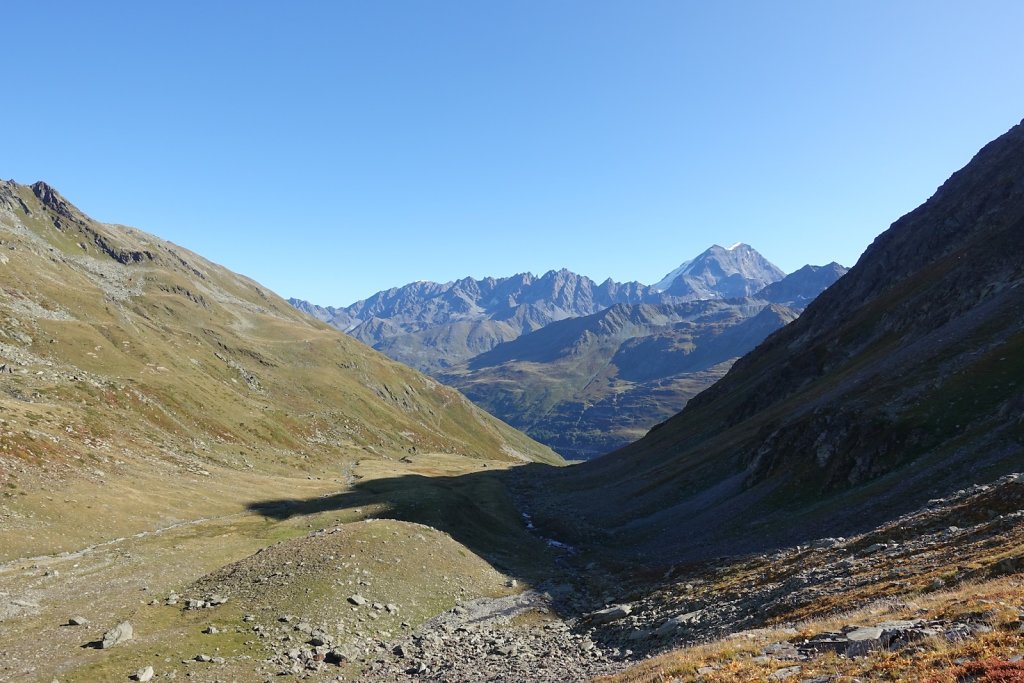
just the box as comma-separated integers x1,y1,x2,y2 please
5,2,1023,305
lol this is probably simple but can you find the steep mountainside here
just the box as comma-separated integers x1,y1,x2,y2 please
442,300,802,460
536,119,1024,562
0,179,560,548
290,270,659,372
652,243,786,298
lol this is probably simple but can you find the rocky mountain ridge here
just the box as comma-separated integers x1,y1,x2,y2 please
291,269,661,373
289,243,797,375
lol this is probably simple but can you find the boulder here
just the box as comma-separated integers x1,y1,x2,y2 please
588,604,632,625
132,666,154,682
100,621,133,648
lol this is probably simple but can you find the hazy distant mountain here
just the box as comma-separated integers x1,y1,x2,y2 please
652,243,786,298
291,269,661,372
291,245,844,459
290,244,791,374
758,262,849,307
441,298,810,460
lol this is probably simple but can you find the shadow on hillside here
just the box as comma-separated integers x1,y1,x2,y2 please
245,462,608,619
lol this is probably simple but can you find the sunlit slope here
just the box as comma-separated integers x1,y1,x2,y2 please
0,180,560,552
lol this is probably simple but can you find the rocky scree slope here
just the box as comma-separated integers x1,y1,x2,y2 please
534,118,1024,562
591,471,1024,683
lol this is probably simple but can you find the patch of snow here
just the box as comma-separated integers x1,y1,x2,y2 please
652,259,693,292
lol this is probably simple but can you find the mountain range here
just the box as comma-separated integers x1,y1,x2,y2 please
3,118,1024,683
294,248,847,459
289,242,795,373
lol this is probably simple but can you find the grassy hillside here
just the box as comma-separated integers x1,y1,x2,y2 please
0,179,559,556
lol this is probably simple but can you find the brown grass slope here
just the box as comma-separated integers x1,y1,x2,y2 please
0,179,560,557
537,119,1024,561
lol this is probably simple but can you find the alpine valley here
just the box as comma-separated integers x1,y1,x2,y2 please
292,248,848,459
0,118,1022,683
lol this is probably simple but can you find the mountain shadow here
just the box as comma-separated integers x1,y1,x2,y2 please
245,462,610,619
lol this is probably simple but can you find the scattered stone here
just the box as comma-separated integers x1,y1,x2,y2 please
68,616,89,626
100,621,133,648
769,665,802,680
589,604,632,625
132,665,154,682
203,625,219,635
348,594,367,606
194,654,211,663
406,660,428,675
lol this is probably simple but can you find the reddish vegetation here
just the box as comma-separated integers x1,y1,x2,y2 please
927,658,1024,683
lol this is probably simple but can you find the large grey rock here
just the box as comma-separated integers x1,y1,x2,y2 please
132,666,154,682
100,621,133,648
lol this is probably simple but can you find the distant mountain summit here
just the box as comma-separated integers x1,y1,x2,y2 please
652,243,786,298
290,244,793,374
292,244,845,459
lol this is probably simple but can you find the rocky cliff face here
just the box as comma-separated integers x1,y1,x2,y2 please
537,119,1024,561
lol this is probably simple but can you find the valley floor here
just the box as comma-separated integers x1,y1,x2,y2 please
3,453,1024,683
